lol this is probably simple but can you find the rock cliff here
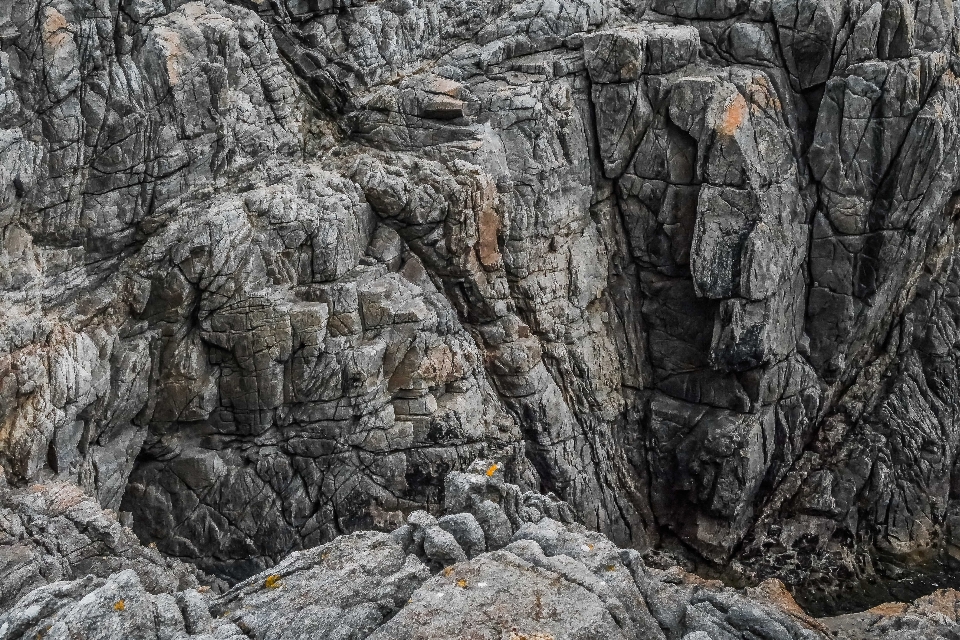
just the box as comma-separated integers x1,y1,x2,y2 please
4,0,960,629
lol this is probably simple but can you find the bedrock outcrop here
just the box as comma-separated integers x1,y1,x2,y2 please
4,0,960,619
0,470,900,638
8,470,960,639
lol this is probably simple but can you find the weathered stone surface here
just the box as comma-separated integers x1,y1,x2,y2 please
583,24,700,82
211,531,430,639
4,0,960,627
0,480,204,613
0,474,833,639
823,589,960,639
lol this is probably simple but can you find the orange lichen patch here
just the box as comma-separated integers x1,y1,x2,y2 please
442,566,456,577
456,578,468,588
113,600,125,612
717,93,748,137
485,463,499,477
867,602,909,616
42,8,70,48
263,574,282,589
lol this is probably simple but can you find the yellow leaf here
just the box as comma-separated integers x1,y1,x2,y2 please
485,463,498,477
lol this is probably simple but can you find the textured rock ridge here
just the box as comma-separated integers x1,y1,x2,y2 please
4,0,960,621
0,470,827,638
6,470,960,638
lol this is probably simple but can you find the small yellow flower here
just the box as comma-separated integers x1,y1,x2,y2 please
485,463,498,477
264,574,282,589
113,600,125,612
456,578,468,588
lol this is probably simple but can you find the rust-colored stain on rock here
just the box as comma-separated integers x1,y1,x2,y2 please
867,602,910,616
718,93,748,136
477,204,502,269
42,8,70,48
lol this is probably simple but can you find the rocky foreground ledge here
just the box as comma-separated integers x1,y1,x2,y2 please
2,467,959,640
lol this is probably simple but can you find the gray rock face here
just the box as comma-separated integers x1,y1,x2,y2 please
4,0,960,623
1,473,832,639
0,479,202,613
